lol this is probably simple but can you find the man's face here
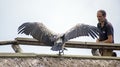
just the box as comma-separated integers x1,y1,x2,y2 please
97,12,105,23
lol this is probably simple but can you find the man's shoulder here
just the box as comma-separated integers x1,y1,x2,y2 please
106,22,113,27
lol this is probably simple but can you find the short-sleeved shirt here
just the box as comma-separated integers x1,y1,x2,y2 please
97,20,114,43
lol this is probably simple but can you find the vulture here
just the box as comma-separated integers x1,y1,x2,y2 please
18,22,100,55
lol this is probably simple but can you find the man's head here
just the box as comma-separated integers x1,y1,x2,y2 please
97,10,106,23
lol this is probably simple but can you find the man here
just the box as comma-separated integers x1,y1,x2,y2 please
91,10,116,56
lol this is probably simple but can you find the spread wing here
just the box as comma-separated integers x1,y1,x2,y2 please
18,22,55,44
64,23,100,42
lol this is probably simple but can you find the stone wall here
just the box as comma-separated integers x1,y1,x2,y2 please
0,57,120,67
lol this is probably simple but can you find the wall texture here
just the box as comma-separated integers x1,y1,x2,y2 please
0,57,120,67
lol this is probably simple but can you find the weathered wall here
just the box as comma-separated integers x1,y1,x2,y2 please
0,57,120,67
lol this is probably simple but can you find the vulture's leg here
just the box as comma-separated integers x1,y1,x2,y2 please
59,49,64,56
58,48,68,56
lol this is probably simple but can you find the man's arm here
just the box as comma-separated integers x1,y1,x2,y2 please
97,35,113,43
102,35,113,43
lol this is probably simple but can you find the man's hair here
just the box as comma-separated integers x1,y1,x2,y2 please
98,10,106,17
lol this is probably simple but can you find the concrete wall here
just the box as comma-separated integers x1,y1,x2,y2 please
0,57,120,67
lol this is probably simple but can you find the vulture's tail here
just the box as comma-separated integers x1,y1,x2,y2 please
51,44,67,51
51,44,62,51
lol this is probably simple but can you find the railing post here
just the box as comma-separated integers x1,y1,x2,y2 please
12,44,23,53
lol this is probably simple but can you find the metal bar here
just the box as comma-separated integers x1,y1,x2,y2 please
15,37,120,50
11,44,23,53
0,37,120,50
0,40,17,45
65,41,120,50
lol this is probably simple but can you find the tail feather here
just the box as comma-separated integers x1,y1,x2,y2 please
51,44,62,51
51,44,67,51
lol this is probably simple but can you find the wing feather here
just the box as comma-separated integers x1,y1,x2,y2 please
64,23,100,42
18,22,55,43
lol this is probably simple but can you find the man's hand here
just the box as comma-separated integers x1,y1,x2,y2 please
96,39,100,43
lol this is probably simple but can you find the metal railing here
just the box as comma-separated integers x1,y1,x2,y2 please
0,37,120,60
0,37,120,53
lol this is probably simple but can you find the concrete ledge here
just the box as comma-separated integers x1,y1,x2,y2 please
0,53,36,58
0,53,120,60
